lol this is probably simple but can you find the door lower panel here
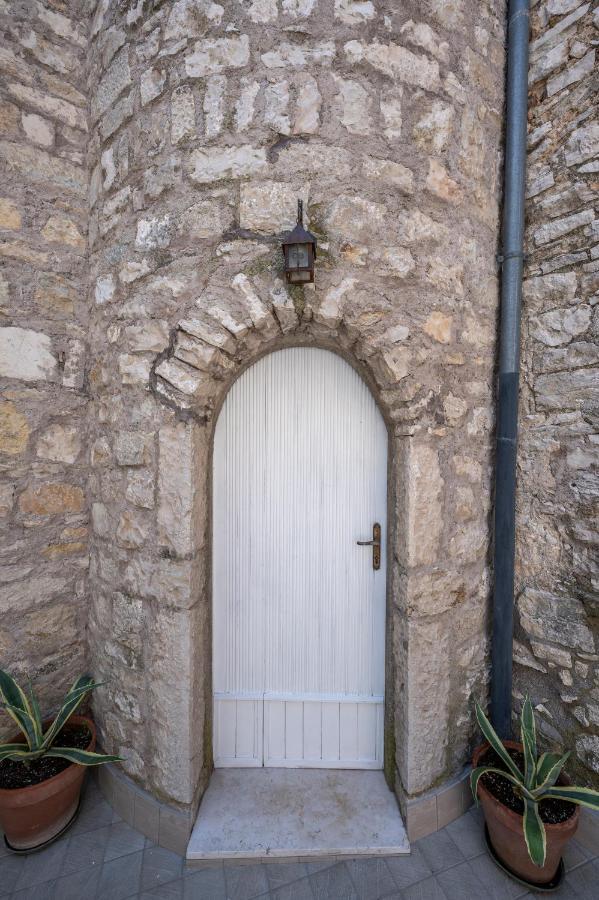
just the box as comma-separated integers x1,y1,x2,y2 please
214,694,384,768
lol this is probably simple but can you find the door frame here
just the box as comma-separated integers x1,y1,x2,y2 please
207,338,396,782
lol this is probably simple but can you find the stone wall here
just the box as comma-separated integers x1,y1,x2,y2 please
515,0,599,785
85,0,506,817
0,1,90,732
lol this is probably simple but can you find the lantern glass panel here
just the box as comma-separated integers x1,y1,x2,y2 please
288,270,311,283
288,243,310,269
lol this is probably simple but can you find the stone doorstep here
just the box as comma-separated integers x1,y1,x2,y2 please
186,768,410,862
95,762,475,857
95,762,599,862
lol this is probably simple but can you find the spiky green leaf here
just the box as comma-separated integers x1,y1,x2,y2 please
521,697,537,791
523,798,546,867
40,675,97,751
470,766,534,805
0,670,41,746
532,752,570,798
535,752,565,788
475,701,523,781
543,785,599,811
27,679,43,743
0,743,30,762
45,747,123,766
2,704,39,751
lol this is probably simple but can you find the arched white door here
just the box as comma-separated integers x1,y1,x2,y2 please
212,348,387,768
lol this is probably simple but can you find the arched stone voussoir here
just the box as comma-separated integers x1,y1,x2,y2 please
151,266,413,422
149,270,297,414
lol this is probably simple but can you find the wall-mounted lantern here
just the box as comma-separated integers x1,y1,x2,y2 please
281,200,317,285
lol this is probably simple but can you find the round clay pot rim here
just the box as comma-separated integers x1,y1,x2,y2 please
0,715,96,796
472,740,580,832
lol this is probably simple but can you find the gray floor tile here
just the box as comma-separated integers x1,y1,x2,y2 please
385,846,433,890
80,779,105,809
416,830,464,875
183,866,227,899
12,839,68,891
466,853,529,899
271,876,314,900
444,810,487,859
305,860,337,875
140,878,185,899
266,862,310,890
400,875,448,900
10,879,57,900
575,812,599,859
561,859,599,899
562,837,593,871
225,862,270,900
310,861,358,899
71,795,114,835
96,848,143,900
60,823,111,875
0,854,26,896
51,864,101,900
141,845,185,891
345,858,396,900
104,820,147,862
436,859,487,900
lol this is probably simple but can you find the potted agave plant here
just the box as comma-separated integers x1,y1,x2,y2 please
0,670,121,851
472,696,599,890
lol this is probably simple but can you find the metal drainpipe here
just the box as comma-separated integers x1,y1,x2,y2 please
490,0,530,740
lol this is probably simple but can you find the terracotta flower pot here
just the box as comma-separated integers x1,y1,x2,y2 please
472,740,579,886
0,715,96,851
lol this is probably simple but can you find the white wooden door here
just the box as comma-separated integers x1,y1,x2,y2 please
213,348,387,768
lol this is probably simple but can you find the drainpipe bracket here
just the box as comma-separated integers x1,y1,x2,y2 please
495,250,529,267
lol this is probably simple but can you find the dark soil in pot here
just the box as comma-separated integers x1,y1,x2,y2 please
478,746,576,824
0,724,91,789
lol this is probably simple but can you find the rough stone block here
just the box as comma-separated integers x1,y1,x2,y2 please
398,442,444,568
114,432,153,467
41,215,85,249
518,589,594,653
92,47,131,121
185,35,249,77
0,198,21,230
344,39,440,90
293,75,321,134
19,482,85,516
0,401,29,456
36,425,80,464
239,181,309,234
158,421,207,556
0,327,56,382
140,67,166,107
262,41,335,68
8,82,86,131
188,145,267,183
171,85,196,144
0,140,86,196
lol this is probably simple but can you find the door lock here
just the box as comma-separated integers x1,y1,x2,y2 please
357,523,381,570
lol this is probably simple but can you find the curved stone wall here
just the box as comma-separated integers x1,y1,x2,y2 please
0,0,90,733
86,0,506,828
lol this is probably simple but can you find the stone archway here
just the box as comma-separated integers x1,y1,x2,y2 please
91,262,490,848
143,267,406,806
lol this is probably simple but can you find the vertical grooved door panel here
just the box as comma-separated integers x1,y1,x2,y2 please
213,348,387,768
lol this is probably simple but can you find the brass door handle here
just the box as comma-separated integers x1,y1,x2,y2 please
357,523,381,570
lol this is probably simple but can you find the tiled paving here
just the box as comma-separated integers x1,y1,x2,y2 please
1,779,597,899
